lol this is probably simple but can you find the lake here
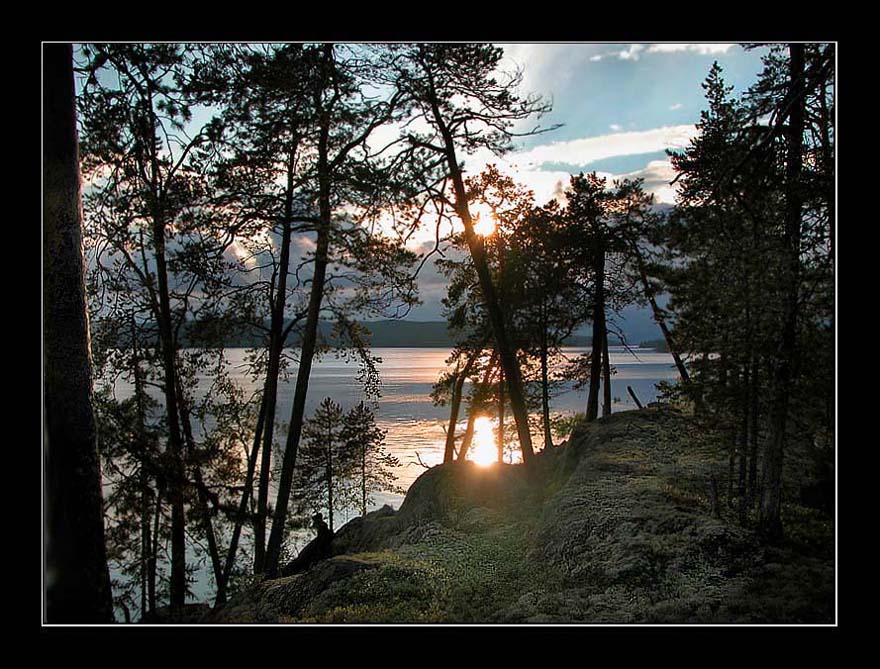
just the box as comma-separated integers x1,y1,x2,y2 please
108,345,679,614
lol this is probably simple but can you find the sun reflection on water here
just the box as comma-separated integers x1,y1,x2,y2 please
468,416,498,467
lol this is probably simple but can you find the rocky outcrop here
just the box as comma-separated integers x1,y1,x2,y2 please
211,408,834,624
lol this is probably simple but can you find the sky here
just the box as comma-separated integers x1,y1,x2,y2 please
76,43,773,326
404,42,772,321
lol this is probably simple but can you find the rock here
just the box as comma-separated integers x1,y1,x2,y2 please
209,555,384,623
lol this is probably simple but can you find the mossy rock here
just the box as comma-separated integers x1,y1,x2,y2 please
216,408,833,624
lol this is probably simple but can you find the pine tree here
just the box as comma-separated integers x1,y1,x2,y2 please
341,402,402,516
294,398,347,532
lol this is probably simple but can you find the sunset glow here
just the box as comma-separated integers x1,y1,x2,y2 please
470,204,497,237
469,416,498,467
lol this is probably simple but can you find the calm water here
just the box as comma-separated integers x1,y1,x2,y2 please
108,345,678,614
196,346,676,502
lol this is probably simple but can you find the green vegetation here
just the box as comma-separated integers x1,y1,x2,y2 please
212,408,833,624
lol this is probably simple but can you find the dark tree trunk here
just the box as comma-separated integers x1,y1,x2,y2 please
255,142,298,571
497,368,506,463
632,247,691,384
148,491,160,618
131,319,152,619
264,46,335,577
175,384,224,603
586,246,606,421
219,391,267,604
760,43,805,541
254,216,294,573
602,325,612,417
43,42,114,623
747,355,760,506
738,363,750,525
327,428,334,533
143,93,188,613
444,351,478,463
540,319,554,449
361,448,367,516
458,412,477,461
627,385,644,409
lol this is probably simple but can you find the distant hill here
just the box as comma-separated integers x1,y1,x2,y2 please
102,308,664,350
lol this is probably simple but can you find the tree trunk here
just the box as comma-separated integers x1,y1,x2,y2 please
602,324,612,417
255,144,298,571
131,318,152,620
143,89,188,613
219,391,267,604
760,43,805,540
632,247,691,384
540,323,554,449
458,412,478,461
264,46,335,576
738,363,750,525
327,429,334,533
175,383,224,604
497,368,506,463
361,448,367,516
148,491,160,619
444,351,478,463
457,353,497,462
254,217,293,573
43,42,114,623
586,246,606,421
747,355,760,507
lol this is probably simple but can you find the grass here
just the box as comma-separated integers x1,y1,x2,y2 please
234,408,833,624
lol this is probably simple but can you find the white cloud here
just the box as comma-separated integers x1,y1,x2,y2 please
609,123,622,131
618,44,645,61
614,159,680,204
647,43,737,55
669,102,683,111
586,43,739,64
509,124,698,169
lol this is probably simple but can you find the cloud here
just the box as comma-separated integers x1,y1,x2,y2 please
669,103,683,111
497,44,607,95
647,43,737,55
509,125,697,170
609,123,622,131
587,43,739,63
618,44,645,61
614,159,679,204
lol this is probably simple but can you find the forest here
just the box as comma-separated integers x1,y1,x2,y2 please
43,42,834,624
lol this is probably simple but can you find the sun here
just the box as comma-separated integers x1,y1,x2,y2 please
468,416,498,467
470,203,497,237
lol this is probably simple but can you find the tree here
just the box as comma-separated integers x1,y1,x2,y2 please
190,43,323,576
507,199,584,447
341,402,402,516
78,43,248,612
43,42,114,623
263,44,418,577
294,398,347,532
558,174,645,422
665,47,834,536
384,44,559,465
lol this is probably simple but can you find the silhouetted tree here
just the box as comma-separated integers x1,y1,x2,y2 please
384,44,559,465
43,42,114,623
341,402,402,516
294,398,347,532
263,44,418,577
